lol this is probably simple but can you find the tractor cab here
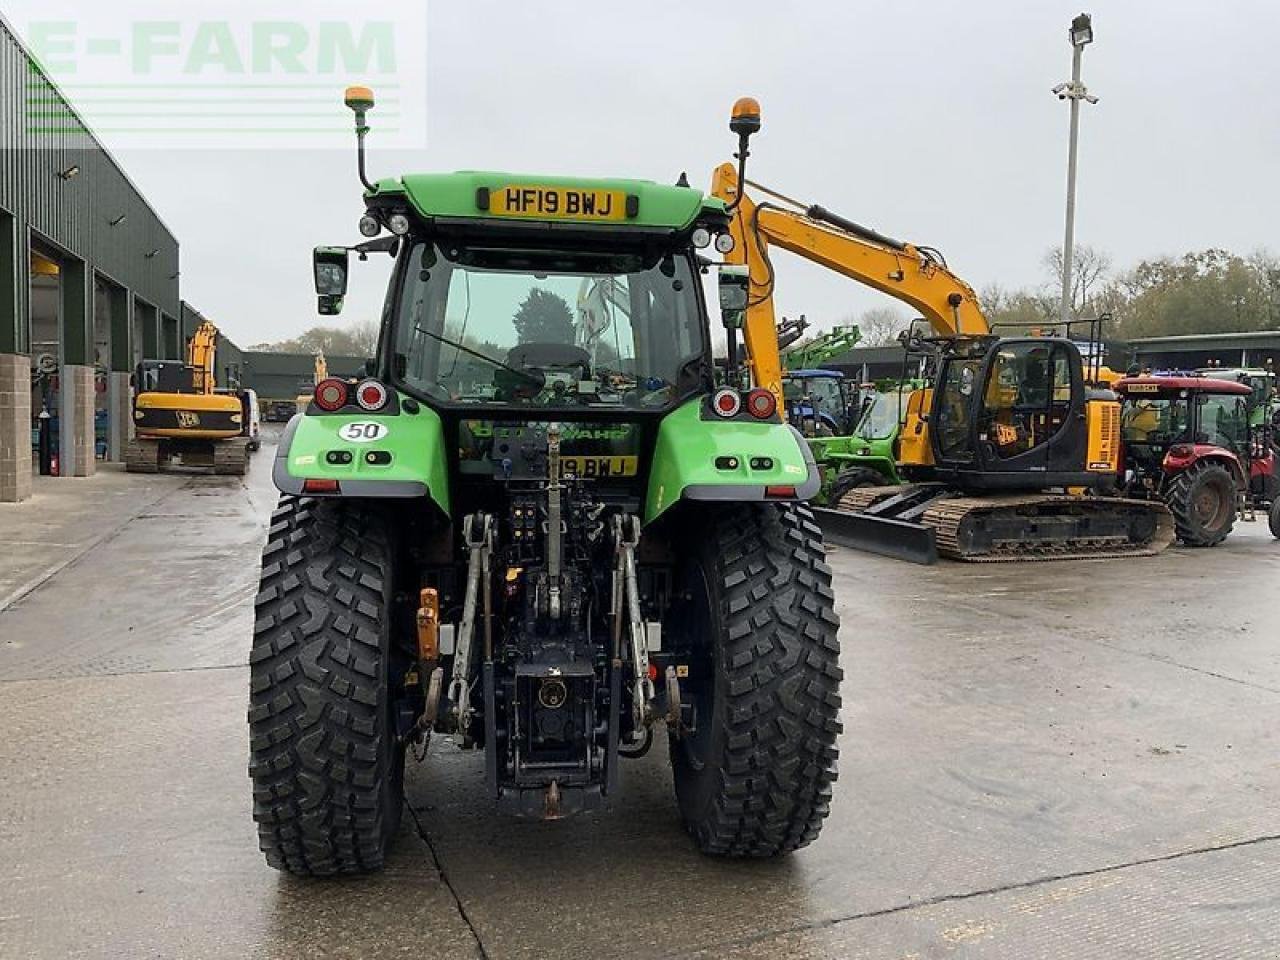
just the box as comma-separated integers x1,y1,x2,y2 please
1115,375,1274,546
782,368,855,436
1116,376,1252,460
1194,367,1277,427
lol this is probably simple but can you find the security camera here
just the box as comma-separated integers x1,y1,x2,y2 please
1052,82,1070,99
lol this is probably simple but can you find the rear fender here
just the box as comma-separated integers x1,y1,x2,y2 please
273,398,450,511
1163,446,1246,489
645,399,819,523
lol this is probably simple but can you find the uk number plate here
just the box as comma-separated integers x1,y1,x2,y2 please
489,185,627,221
559,455,638,478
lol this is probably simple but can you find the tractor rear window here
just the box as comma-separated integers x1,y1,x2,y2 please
391,242,706,410
1121,397,1188,444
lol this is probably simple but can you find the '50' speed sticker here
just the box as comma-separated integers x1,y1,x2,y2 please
338,421,389,443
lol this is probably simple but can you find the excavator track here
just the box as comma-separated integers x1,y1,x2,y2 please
919,494,1173,562
212,438,250,476
824,484,1174,563
124,438,161,474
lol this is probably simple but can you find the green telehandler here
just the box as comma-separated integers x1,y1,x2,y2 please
247,90,842,875
808,378,927,504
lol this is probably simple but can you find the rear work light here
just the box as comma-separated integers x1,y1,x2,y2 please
355,378,389,411
745,388,777,419
314,378,349,411
712,387,741,418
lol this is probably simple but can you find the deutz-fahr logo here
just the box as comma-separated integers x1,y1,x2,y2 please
464,420,633,442
175,411,201,429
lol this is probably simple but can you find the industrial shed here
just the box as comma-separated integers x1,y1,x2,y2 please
0,13,180,500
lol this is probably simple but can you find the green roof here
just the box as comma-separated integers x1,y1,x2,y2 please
371,171,723,230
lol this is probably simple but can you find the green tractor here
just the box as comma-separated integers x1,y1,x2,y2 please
1194,366,1277,431
247,90,841,875
806,378,924,504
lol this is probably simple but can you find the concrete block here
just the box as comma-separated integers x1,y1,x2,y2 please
59,364,96,478
0,353,32,502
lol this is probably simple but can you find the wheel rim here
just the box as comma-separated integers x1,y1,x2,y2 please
1192,479,1232,530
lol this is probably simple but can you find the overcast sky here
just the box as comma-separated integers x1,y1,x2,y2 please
15,1,1280,346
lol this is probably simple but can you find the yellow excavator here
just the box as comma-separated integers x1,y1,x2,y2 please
712,97,1172,562
126,320,252,475
295,350,328,416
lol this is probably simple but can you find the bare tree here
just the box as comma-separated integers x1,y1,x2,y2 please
350,319,380,356
1043,244,1112,319
856,306,911,346
980,283,1055,330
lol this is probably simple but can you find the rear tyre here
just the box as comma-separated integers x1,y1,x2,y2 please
1165,461,1236,547
670,503,842,857
829,466,886,506
1269,497,1280,539
248,495,405,876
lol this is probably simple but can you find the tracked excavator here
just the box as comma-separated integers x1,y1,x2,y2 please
711,98,1172,563
126,320,251,475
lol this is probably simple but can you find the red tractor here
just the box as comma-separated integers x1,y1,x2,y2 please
1116,376,1279,546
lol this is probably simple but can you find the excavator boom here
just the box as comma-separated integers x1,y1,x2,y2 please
187,320,220,395
712,162,988,402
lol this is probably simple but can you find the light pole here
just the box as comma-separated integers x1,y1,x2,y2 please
1053,13,1098,325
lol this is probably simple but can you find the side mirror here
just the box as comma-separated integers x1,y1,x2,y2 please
314,246,349,316
314,246,350,296
717,265,750,330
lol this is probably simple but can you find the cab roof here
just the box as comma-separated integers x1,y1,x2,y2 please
367,171,725,231
1114,376,1251,395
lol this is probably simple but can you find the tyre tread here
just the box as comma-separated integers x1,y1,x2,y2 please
248,495,399,876
682,503,842,857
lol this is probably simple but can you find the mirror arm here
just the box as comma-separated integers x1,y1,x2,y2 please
354,110,376,193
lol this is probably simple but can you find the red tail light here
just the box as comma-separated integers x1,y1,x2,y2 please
314,378,348,411
712,387,741,418
745,388,777,419
765,485,797,498
303,478,340,494
355,378,389,411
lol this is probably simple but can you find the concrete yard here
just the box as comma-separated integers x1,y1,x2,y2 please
1,427,1277,960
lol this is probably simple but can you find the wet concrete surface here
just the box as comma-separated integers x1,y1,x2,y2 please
1,426,1277,958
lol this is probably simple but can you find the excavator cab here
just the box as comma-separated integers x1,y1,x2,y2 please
927,336,1100,490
